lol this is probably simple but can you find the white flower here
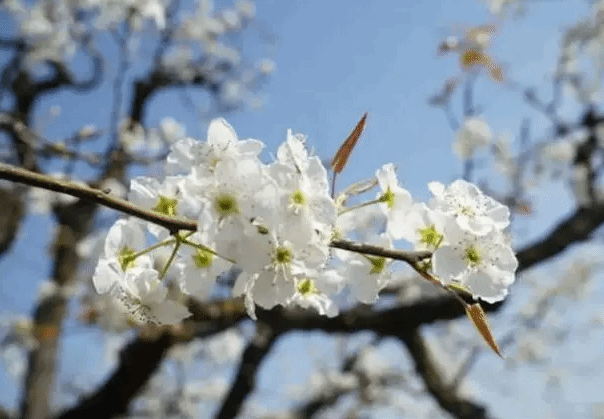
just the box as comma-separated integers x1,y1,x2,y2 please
338,234,393,304
93,218,152,294
287,270,343,317
398,203,452,251
119,119,147,153
129,175,200,237
453,117,492,159
159,117,186,145
428,179,510,235
231,214,331,315
268,130,337,243
176,232,232,299
166,118,264,175
376,163,413,239
336,204,386,243
109,267,190,325
432,230,517,303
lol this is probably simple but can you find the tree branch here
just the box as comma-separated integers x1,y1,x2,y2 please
397,328,490,419
215,322,280,419
56,331,176,419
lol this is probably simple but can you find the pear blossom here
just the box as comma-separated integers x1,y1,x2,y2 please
176,232,232,299
376,163,413,239
232,222,330,313
398,202,452,251
338,234,394,304
166,118,264,175
129,175,200,237
432,230,518,303
109,267,190,325
89,116,518,324
287,270,343,317
428,179,510,235
269,130,337,241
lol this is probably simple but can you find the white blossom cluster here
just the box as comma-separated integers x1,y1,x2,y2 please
92,118,518,324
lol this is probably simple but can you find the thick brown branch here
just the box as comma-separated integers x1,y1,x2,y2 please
56,332,176,419
397,328,490,419
20,198,97,419
215,322,279,419
516,203,604,272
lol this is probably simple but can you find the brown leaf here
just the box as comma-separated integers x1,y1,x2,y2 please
465,302,504,358
488,63,505,83
331,113,368,174
460,49,488,69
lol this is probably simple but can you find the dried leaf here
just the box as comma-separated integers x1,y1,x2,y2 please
488,64,505,83
465,302,504,358
460,49,489,69
331,113,368,174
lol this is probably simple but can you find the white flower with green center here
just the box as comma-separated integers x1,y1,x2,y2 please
177,232,232,299
129,175,199,237
268,131,337,243
93,218,153,294
192,157,275,229
338,234,393,304
287,275,339,317
432,230,518,303
232,223,330,312
398,203,453,251
166,118,264,175
376,163,413,239
428,179,510,236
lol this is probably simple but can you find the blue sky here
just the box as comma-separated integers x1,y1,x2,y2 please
2,0,604,417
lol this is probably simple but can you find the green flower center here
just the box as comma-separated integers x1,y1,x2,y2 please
273,246,293,267
214,193,239,217
464,245,482,266
418,225,443,248
379,187,396,210
192,248,213,269
296,278,318,296
118,246,137,271
153,195,178,216
368,256,386,274
290,189,306,206
460,205,475,216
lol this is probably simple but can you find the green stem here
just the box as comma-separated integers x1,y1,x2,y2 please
338,198,381,216
181,239,236,264
160,240,181,280
133,238,177,259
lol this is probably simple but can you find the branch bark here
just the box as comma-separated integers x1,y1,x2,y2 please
56,332,175,419
215,322,280,419
397,328,490,419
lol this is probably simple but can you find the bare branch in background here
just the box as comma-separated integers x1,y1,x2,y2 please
215,322,280,419
397,328,491,419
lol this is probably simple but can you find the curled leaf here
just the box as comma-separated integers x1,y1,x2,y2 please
331,113,368,174
465,302,504,358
